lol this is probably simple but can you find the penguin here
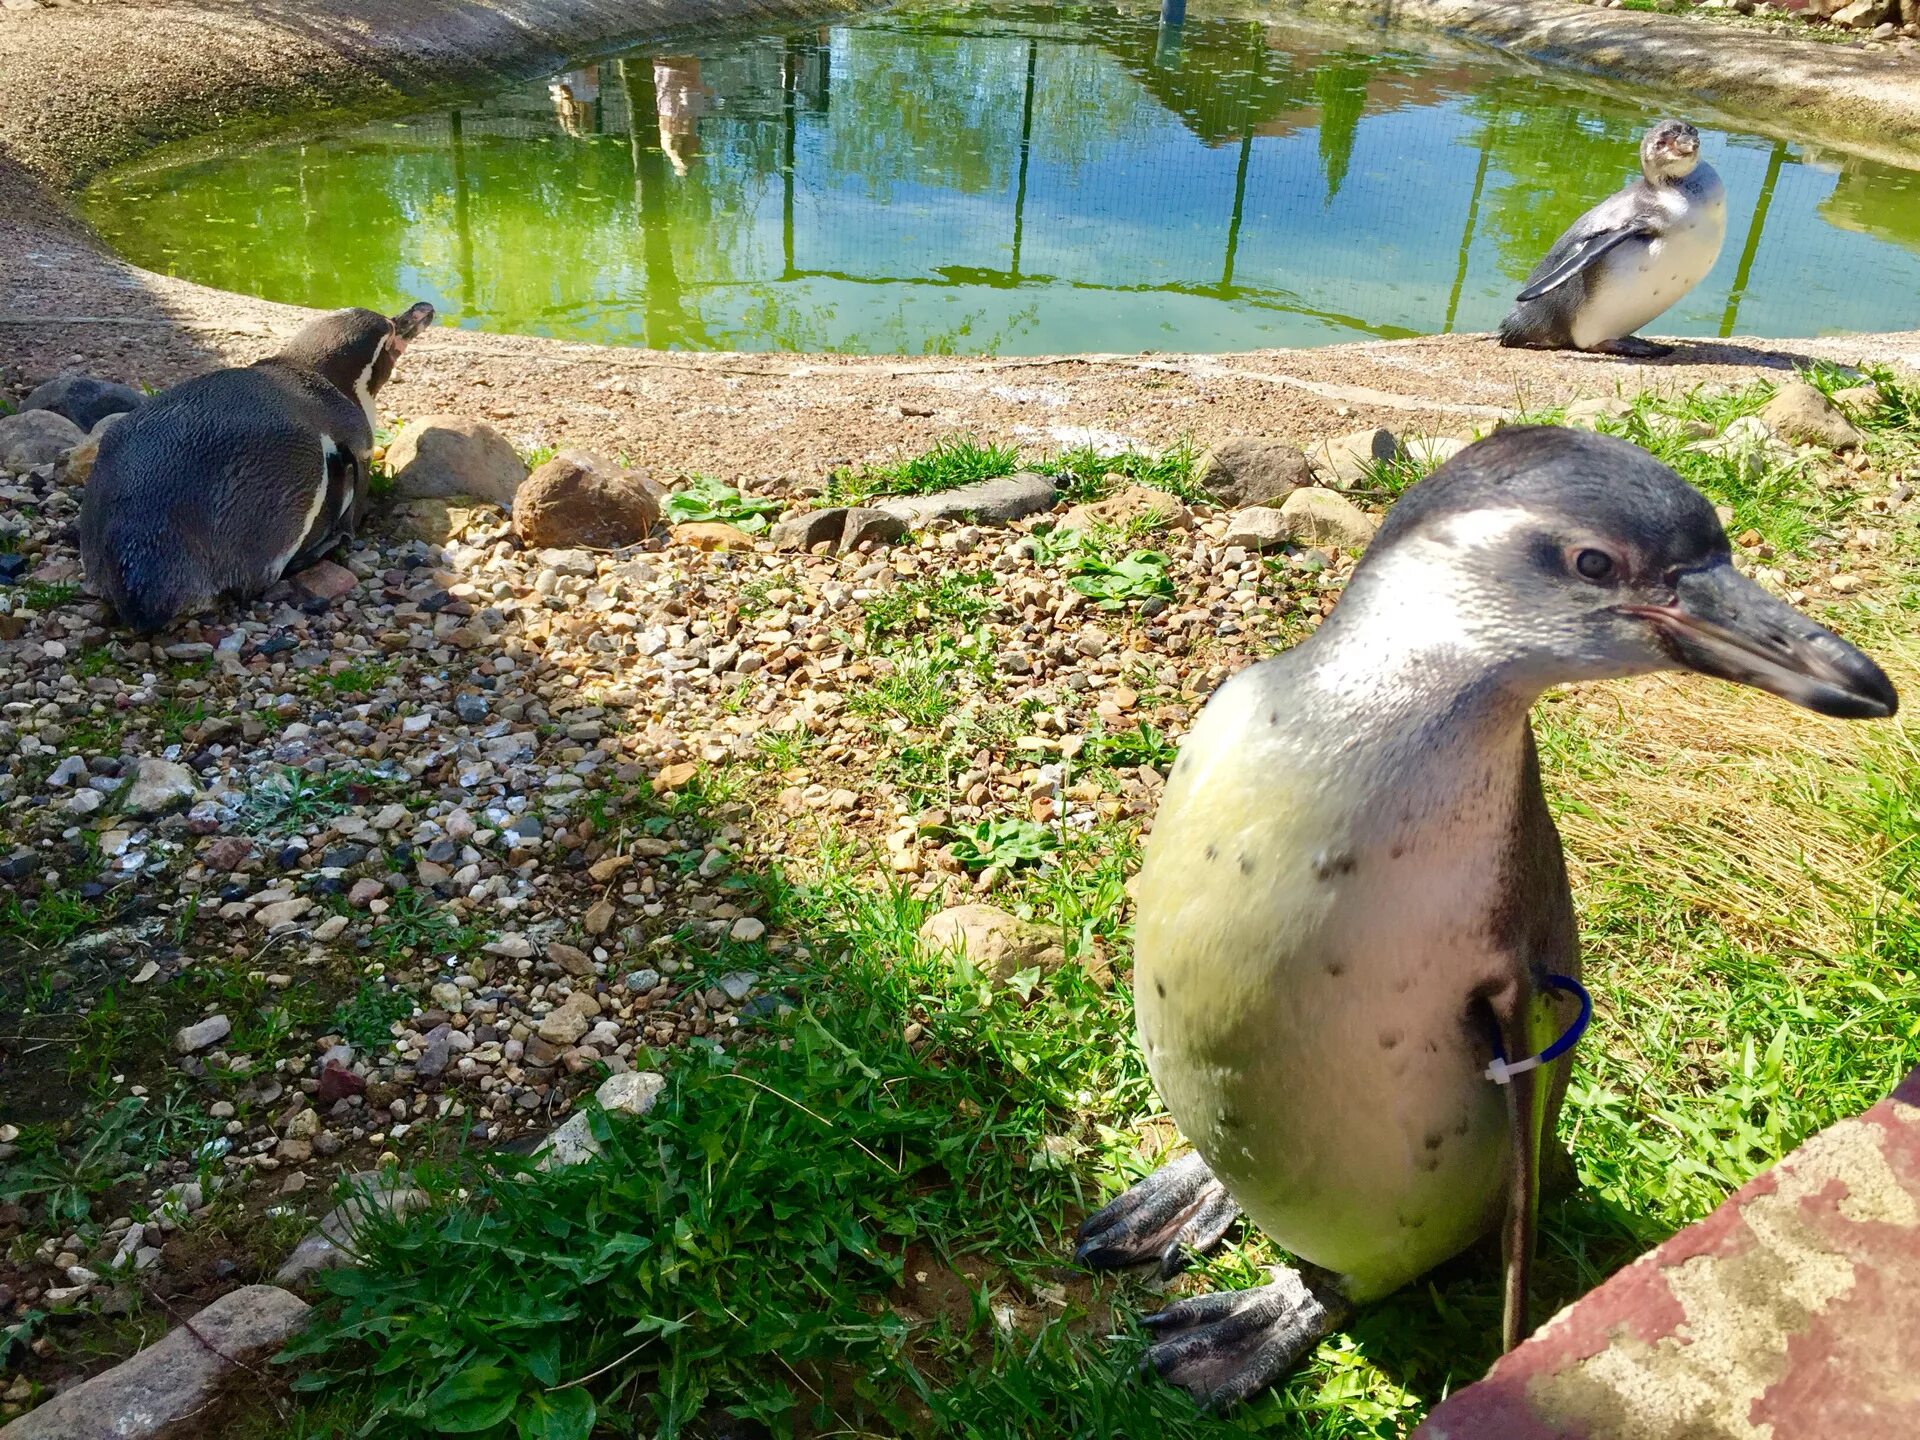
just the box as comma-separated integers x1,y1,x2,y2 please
1077,427,1896,1409
1498,120,1725,359
79,302,434,633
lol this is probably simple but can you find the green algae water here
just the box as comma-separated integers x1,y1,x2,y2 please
81,1,1920,355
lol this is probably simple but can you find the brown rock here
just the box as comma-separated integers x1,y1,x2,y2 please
671,521,758,551
57,435,100,486
1194,437,1315,508
0,1285,308,1438
583,899,616,935
1061,484,1192,534
512,450,661,550
200,837,255,872
653,761,700,792
547,942,595,976
288,560,358,602
313,1061,365,1107
385,415,527,506
1759,382,1864,451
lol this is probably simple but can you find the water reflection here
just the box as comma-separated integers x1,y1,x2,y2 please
80,0,1920,354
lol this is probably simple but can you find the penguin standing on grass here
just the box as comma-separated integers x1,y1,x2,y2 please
1077,427,1895,1408
1499,120,1725,358
79,301,433,633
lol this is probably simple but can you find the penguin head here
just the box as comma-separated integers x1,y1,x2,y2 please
1640,119,1701,183
1339,426,1897,720
276,300,435,407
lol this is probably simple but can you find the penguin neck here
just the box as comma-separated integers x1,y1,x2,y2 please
1304,541,1546,746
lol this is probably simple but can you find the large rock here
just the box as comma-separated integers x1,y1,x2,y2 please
1221,506,1291,552
771,508,848,551
840,507,907,551
0,1285,307,1439
387,495,499,545
1403,435,1468,469
536,1070,667,1168
0,409,84,471
385,415,527,506
1758,381,1863,451
1308,427,1402,487
22,372,144,431
1416,1065,1920,1440
1194,437,1315,508
1279,487,1377,549
919,904,1064,984
512,450,661,550
875,472,1056,526
121,757,200,818
1061,484,1192,534
1830,0,1895,26
274,1171,430,1286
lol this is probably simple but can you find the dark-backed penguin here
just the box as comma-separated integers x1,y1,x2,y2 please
1077,427,1895,1408
79,302,433,633
1499,120,1725,359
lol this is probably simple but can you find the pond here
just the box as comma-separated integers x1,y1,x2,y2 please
80,0,1920,356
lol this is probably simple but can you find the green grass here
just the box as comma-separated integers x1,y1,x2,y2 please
829,437,1021,504
1047,439,1203,505
861,571,998,646
238,766,397,836
310,661,396,698
369,889,486,963
18,581,79,611
330,978,419,1052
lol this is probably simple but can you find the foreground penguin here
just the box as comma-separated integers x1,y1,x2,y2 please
79,302,434,632
1499,120,1724,358
1078,427,1895,1408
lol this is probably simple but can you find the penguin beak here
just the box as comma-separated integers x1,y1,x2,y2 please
1626,562,1898,720
388,301,435,354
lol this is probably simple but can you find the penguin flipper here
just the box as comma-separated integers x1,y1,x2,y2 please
1516,225,1650,303
1486,975,1561,1353
1075,1152,1241,1278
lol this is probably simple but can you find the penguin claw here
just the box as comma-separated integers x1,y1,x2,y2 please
1139,1267,1350,1411
1074,1153,1242,1273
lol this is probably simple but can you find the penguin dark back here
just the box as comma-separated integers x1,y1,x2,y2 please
78,300,434,633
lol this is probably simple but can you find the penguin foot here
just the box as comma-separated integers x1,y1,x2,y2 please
1139,1265,1350,1410
1589,335,1675,359
1075,1153,1242,1278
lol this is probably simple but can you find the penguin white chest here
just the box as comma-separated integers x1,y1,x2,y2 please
1573,181,1725,350
1132,692,1530,1299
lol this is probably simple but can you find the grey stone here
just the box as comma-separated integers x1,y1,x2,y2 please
22,373,144,431
536,1071,667,1168
0,409,84,471
839,507,908,552
717,970,757,1002
0,1285,307,1439
273,1172,429,1286
414,1029,452,1080
173,1014,231,1054
385,415,527,507
1758,382,1864,451
771,508,848,551
454,693,489,724
1279,487,1377,549
1194,437,1315,508
875,472,1056,526
1220,506,1291,552
121,757,200,818
624,968,661,994
1308,427,1402,487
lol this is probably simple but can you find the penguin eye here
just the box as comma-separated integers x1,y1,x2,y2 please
1572,548,1617,583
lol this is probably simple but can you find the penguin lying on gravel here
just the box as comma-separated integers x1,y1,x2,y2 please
79,302,433,632
1499,120,1724,358
1079,427,1895,1408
